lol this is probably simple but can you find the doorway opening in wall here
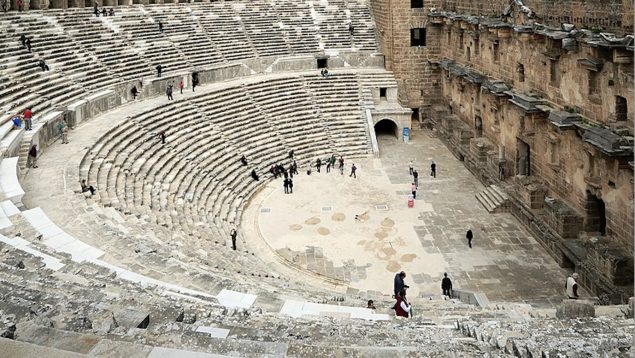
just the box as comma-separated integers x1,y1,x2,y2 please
411,108,419,123
118,0,126,5
561,252,574,269
585,191,606,236
615,95,628,121
374,119,399,138
380,87,387,100
317,58,328,69
84,0,92,7
475,116,483,137
516,139,530,176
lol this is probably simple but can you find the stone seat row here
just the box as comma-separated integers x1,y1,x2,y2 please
82,73,372,256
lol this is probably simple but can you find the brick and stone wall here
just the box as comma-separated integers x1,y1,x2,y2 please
438,0,633,34
369,0,443,121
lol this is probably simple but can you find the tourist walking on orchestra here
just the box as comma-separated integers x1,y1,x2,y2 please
413,169,419,188
283,178,289,194
431,161,437,178
350,163,357,178
28,145,38,168
565,273,580,299
230,229,237,251
441,273,453,298
409,160,414,175
288,178,294,193
316,158,322,173
411,183,417,199
466,229,473,249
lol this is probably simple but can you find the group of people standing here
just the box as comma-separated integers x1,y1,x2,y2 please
408,159,437,200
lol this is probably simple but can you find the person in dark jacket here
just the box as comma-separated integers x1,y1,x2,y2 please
251,169,259,181
230,229,237,251
466,229,473,248
393,271,409,297
156,64,163,77
441,272,453,298
28,145,38,168
166,84,173,100
131,85,138,100
240,155,248,166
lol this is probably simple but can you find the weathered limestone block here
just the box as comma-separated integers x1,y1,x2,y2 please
556,299,595,318
113,309,150,329
544,197,583,239
66,90,120,126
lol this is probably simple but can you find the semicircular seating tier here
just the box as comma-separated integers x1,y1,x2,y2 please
0,0,377,129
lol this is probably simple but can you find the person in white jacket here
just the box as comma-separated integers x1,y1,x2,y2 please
565,273,579,299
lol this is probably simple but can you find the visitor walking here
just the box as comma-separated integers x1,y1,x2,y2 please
288,178,293,193
411,183,417,199
393,271,409,297
466,229,473,249
409,160,413,175
316,158,321,173
156,64,162,77
192,72,198,92
158,21,163,33
178,80,184,94
230,229,237,251
25,38,31,52
28,144,38,168
394,289,411,318
288,150,294,160
441,273,453,298
565,273,579,299
166,84,173,100
413,169,419,188
59,120,69,144
23,108,32,131
283,178,289,194
431,161,436,178
350,163,357,178
131,85,138,100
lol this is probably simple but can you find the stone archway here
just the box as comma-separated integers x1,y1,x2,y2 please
374,118,399,138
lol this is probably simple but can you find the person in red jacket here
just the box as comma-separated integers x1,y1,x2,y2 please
23,108,32,131
394,289,411,318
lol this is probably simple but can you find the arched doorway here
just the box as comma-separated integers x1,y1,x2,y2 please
374,118,399,138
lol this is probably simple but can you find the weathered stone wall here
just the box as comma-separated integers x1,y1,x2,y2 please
369,0,443,120
439,0,633,35
434,17,634,251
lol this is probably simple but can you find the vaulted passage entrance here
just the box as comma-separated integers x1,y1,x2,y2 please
374,119,398,138
584,191,606,236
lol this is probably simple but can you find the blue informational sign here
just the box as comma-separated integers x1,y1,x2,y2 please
403,127,410,143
